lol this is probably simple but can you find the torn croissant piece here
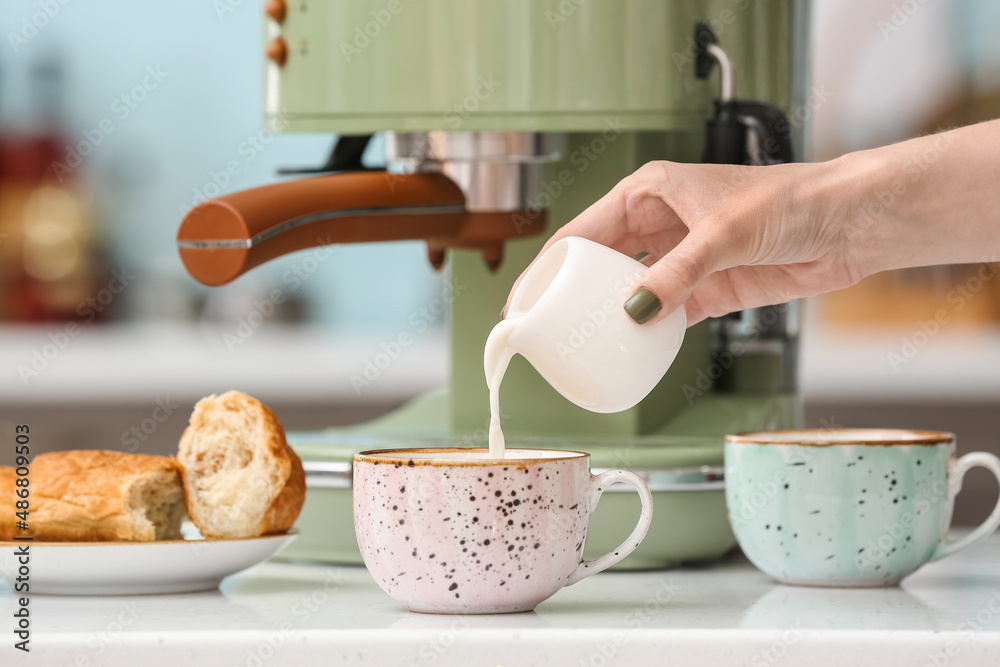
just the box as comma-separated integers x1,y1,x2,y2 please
177,391,305,538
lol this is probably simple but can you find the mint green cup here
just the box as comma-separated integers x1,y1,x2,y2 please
725,429,1000,587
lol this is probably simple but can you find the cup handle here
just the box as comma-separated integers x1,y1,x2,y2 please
930,452,1000,562
565,470,654,586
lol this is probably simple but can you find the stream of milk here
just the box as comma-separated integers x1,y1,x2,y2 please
484,318,518,459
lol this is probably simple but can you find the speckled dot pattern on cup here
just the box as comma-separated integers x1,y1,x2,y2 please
725,429,1000,587
353,448,653,614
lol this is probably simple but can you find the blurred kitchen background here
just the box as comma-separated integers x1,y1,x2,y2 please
0,0,998,523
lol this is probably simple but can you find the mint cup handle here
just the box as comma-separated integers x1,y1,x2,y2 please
565,470,654,586
931,452,1000,562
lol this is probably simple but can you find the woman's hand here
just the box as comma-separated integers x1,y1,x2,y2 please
504,158,865,326
504,120,1000,326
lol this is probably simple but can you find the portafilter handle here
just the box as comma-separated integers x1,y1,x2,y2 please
176,171,544,286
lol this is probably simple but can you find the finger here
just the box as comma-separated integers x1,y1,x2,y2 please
682,271,743,326
624,225,736,325
685,259,846,325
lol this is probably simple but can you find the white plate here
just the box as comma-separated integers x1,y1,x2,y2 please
0,531,297,595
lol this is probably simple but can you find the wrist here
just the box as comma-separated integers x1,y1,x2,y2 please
812,147,910,279
817,125,1000,274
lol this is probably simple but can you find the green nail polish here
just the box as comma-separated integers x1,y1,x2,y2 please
624,288,661,324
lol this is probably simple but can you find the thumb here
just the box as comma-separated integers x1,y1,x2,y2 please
623,230,731,325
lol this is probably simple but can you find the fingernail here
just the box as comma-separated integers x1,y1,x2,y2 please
623,288,661,324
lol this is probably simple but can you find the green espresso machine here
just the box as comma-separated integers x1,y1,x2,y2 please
177,0,809,568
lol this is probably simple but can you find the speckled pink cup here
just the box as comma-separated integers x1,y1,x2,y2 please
354,448,653,614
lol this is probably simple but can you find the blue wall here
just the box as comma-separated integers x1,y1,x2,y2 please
0,0,444,333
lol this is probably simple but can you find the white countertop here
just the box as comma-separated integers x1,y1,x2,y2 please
4,534,1000,666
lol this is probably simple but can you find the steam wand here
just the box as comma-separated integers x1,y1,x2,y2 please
694,22,793,166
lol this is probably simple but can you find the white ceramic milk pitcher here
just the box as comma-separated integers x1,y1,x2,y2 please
486,236,686,414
